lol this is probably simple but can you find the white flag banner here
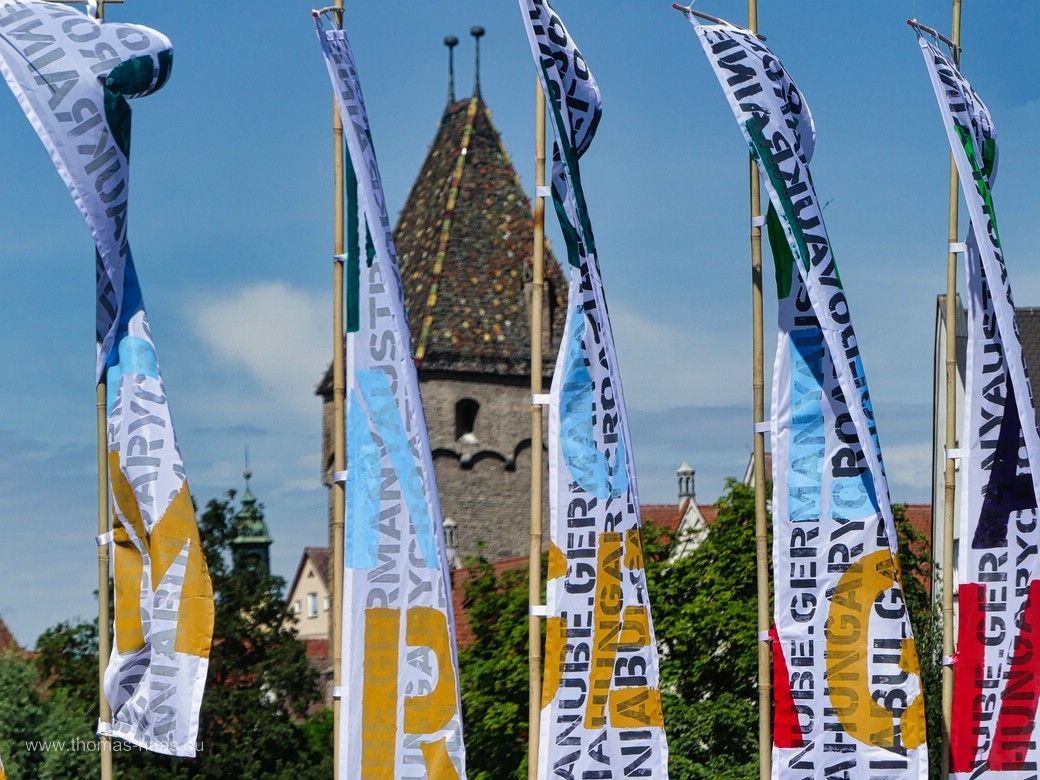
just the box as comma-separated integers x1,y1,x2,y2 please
315,15,467,780
0,0,213,757
518,2,669,778
688,16,928,778
0,0,172,377
918,34,1040,778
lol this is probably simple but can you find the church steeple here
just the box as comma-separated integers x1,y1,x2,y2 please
231,466,273,575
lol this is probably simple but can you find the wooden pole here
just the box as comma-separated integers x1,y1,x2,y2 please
527,78,546,780
747,2,771,779
97,380,114,780
941,1,963,775
93,3,115,776
329,3,346,778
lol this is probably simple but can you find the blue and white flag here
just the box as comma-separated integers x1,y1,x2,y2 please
686,14,928,778
519,2,669,778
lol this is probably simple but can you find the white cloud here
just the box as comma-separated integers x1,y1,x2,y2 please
610,304,746,412
882,443,933,492
186,282,329,416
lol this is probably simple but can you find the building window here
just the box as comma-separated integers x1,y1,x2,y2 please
455,398,479,441
293,600,301,615
323,596,331,613
307,592,318,618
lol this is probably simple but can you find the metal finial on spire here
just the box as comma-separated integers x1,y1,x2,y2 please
243,445,253,491
470,26,485,97
444,35,459,104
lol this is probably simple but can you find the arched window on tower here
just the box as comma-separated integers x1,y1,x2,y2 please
455,398,480,443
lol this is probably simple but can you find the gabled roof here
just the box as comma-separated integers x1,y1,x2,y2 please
287,546,330,598
394,96,566,375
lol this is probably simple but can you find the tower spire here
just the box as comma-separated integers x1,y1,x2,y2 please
470,26,485,97
444,35,459,104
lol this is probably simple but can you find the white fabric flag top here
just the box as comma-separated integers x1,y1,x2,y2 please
686,15,929,778
518,2,670,778
917,33,1040,778
0,0,214,758
315,13,467,780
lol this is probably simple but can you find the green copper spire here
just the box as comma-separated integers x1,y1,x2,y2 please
231,466,273,573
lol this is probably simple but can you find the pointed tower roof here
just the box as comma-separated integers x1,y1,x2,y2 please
394,95,566,376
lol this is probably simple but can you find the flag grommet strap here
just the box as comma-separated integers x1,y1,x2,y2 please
333,470,347,484
95,531,114,546
949,242,968,254
531,394,551,406
750,215,766,228
758,630,772,642
529,605,548,617
753,421,770,434
946,448,967,460
536,185,551,199
331,687,344,700
942,655,956,667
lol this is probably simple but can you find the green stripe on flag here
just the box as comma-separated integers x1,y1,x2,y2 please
745,119,811,275
346,152,360,333
956,124,1003,248
766,203,794,300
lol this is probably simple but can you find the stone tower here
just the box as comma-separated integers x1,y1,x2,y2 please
317,45,566,562
230,470,273,574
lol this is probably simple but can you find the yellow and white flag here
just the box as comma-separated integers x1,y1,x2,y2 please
0,0,213,756
315,12,467,779
518,2,670,778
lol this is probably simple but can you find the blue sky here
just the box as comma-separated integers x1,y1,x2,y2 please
0,0,1037,647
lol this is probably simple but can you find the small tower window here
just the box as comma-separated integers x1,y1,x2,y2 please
455,399,480,441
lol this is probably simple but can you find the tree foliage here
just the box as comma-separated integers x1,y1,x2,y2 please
20,491,331,778
457,481,941,779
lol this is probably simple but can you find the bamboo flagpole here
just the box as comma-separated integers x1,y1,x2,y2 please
93,5,114,779
329,2,346,776
527,78,546,780
745,1,772,778
941,1,963,775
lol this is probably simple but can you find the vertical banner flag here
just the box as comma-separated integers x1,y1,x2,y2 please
686,15,929,778
0,0,213,756
518,2,670,778
315,14,467,780
918,33,1040,777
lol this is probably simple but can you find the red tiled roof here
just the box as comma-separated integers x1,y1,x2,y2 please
0,617,17,653
901,504,932,547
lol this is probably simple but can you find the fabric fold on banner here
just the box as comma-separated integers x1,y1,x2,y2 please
916,33,1040,778
686,16,928,778
518,3,669,778
315,16,467,780
0,0,172,378
0,0,213,757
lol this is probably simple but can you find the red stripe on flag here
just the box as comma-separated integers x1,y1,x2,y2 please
988,579,1040,771
771,624,805,748
951,583,986,773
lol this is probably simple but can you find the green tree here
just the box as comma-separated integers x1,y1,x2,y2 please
457,558,531,780
0,651,46,777
32,491,330,778
651,479,759,779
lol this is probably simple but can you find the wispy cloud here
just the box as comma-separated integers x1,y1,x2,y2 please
185,282,330,417
611,304,746,412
